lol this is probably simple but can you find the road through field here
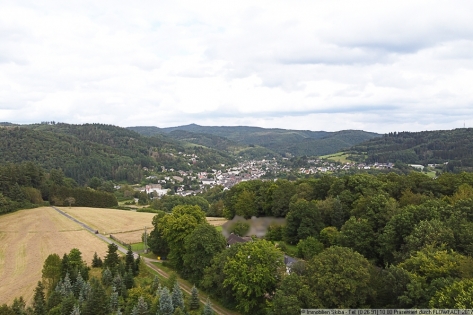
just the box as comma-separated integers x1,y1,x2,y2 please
51,207,236,315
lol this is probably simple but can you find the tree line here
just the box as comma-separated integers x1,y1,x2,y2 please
0,162,117,215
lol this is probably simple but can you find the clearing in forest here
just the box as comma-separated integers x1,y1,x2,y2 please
0,207,109,305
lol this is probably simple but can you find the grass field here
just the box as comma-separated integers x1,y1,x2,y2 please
319,152,353,163
0,207,109,305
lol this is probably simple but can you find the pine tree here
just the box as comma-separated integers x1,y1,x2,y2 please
173,307,185,315
134,296,148,315
73,272,85,298
201,302,213,315
71,304,81,315
189,285,199,310
124,268,135,290
110,286,119,313
92,252,103,268
112,274,123,296
62,273,73,296
125,245,134,272
104,243,120,270
32,281,46,315
201,299,213,315
60,293,75,315
150,275,160,294
12,296,26,315
159,287,173,315
171,282,184,312
101,267,113,287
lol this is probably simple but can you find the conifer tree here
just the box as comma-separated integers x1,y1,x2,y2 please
61,273,73,296
171,282,184,312
101,267,113,287
124,268,135,290
125,245,135,271
134,296,149,315
201,299,213,315
12,296,26,315
104,243,120,271
159,287,173,315
71,304,81,315
150,275,160,294
32,281,46,315
189,285,199,310
92,252,103,268
110,286,119,313
73,272,85,298
173,307,185,315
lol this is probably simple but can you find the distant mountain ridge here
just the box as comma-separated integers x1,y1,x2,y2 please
128,124,380,157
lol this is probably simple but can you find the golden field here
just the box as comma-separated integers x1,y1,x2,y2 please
0,207,109,305
0,206,228,305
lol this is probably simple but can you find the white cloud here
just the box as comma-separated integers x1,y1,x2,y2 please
1,0,473,132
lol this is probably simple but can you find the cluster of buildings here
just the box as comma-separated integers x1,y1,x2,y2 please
297,161,395,175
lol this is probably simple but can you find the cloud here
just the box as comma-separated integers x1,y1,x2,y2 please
1,0,473,133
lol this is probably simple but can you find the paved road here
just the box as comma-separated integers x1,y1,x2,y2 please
50,206,234,315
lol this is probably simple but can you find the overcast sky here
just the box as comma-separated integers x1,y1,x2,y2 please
1,1,473,133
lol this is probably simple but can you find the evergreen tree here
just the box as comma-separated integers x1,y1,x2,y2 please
134,296,148,315
201,299,213,315
71,304,81,315
91,252,103,268
171,282,185,312
150,276,160,294
101,268,113,287
61,273,73,297
159,287,173,315
110,287,119,313
45,290,62,312
60,294,75,315
11,296,26,315
32,281,46,315
124,268,135,290
173,307,185,315
104,243,120,271
189,285,199,310
73,272,85,298
125,245,135,272
82,278,109,315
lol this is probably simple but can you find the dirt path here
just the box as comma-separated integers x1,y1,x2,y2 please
51,207,237,315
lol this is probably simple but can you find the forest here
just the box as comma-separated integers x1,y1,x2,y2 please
0,162,117,214
348,128,473,171
0,123,235,185
143,172,473,314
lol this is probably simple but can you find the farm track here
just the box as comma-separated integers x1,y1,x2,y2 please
51,207,237,315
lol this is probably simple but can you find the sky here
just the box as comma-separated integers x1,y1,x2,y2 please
1,1,473,134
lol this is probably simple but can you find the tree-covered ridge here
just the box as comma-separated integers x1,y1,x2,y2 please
348,128,473,170
0,123,235,184
0,162,117,214
128,124,380,157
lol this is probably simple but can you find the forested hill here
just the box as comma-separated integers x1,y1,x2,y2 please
348,128,473,170
129,124,380,157
0,123,235,184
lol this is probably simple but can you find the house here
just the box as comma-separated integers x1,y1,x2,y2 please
226,233,252,247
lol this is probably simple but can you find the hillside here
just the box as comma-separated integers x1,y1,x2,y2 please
347,128,473,171
0,123,235,184
129,124,380,157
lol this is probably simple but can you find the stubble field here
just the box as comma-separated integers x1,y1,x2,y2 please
0,206,228,305
0,207,109,305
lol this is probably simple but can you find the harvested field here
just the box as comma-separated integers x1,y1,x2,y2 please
59,207,156,235
206,217,228,226
0,207,108,305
